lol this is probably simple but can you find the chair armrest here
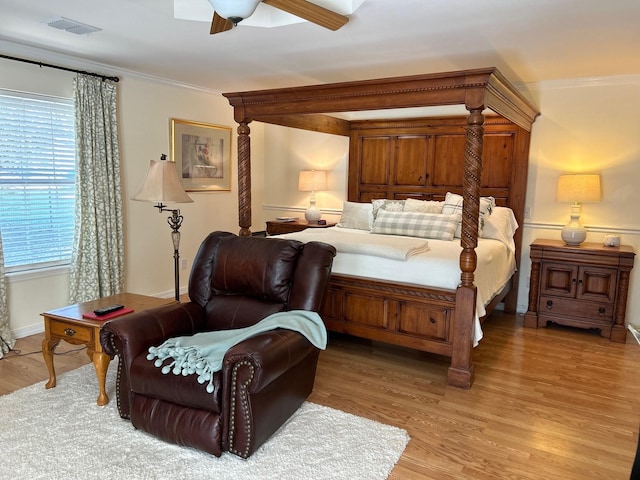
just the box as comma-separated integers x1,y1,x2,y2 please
100,302,205,359
222,329,317,393
99,301,205,418
221,329,321,457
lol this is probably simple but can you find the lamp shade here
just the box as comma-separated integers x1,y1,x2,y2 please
298,170,327,192
556,174,601,203
207,0,261,21
132,158,193,204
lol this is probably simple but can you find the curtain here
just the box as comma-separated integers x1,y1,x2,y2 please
0,231,15,358
68,75,124,303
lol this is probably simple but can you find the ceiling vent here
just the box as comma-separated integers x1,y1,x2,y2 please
47,17,102,35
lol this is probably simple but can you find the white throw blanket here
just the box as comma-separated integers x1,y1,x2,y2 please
278,228,429,260
147,310,326,394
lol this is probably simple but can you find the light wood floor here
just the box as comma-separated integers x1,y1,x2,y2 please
2,311,639,479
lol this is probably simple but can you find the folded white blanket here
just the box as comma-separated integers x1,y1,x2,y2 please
277,228,429,260
147,310,326,394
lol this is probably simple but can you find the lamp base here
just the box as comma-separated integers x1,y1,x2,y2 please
561,209,587,246
561,226,587,246
305,206,321,223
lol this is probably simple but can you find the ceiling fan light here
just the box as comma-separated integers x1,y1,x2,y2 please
207,0,262,23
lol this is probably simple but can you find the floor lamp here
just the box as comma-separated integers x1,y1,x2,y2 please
132,154,193,301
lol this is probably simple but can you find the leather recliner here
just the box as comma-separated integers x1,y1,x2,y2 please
100,231,336,458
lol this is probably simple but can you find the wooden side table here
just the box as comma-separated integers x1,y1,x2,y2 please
41,292,173,405
524,239,635,342
266,219,337,235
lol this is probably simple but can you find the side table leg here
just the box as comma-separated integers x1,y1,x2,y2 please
92,351,111,406
42,337,60,389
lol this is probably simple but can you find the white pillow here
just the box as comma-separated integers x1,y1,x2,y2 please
481,206,519,252
372,210,461,241
403,198,444,214
371,199,405,221
337,201,373,230
441,192,495,237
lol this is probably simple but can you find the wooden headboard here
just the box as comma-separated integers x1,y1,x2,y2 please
348,115,532,302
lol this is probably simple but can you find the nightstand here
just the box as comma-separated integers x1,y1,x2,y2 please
266,219,336,235
524,239,635,342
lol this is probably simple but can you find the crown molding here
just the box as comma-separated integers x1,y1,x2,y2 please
0,38,223,95
524,73,640,91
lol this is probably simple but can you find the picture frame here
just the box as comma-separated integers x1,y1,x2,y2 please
170,118,232,191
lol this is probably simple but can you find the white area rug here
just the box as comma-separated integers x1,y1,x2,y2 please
1,364,409,480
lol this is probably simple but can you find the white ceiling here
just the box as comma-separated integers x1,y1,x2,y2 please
1,0,639,94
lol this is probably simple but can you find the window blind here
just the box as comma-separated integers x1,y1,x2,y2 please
0,90,76,271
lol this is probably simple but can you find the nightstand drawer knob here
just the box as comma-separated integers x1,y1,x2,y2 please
599,307,606,316
546,300,553,309
64,328,76,337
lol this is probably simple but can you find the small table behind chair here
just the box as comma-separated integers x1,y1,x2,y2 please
41,292,174,406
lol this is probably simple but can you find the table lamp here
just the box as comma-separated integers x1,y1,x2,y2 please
556,174,601,246
298,170,327,223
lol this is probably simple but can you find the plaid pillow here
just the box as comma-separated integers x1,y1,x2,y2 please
441,192,495,237
372,210,461,241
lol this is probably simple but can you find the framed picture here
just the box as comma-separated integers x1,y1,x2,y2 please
170,118,232,191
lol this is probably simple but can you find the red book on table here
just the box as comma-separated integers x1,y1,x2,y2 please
82,307,134,321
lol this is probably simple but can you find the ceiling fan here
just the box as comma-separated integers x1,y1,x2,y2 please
208,0,349,34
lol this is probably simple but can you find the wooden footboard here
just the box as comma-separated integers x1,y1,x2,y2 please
321,273,513,388
322,274,457,357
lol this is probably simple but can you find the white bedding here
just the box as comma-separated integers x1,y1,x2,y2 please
276,227,517,346
274,227,429,260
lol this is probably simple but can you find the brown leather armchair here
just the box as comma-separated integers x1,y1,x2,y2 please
100,231,336,458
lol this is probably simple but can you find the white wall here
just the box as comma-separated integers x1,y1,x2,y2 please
4,52,639,337
520,75,640,322
261,126,349,226
261,74,640,326
1,57,265,336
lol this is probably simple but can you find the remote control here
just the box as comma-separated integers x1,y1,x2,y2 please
93,304,125,316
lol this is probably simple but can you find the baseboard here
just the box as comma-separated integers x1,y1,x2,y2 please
12,322,45,339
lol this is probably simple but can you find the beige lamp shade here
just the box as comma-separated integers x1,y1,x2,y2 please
556,174,601,203
132,159,193,204
298,170,327,192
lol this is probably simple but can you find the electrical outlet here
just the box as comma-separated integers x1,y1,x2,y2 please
181,259,188,270
524,206,531,219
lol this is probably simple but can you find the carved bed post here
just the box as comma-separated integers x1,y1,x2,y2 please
448,108,484,388
237,122,252,236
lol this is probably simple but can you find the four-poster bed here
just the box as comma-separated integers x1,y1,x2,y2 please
223,68,539,388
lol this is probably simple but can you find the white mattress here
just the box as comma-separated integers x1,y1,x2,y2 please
276,227,516,345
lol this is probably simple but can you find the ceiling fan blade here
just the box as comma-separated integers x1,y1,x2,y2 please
263,0,349,31
210,11,233,34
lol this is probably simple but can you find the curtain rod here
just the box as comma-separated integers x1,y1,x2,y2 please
0,54,119,82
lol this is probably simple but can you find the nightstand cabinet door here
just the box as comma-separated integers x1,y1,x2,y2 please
524,239,635,343
540,263,578,298
578,266,617,302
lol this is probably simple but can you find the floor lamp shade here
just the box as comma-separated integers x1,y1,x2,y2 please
556,174,601,246
132,158,193,204
132,155,193,300
298,170,327,223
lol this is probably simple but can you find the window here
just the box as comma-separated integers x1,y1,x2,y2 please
0,90,76,272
